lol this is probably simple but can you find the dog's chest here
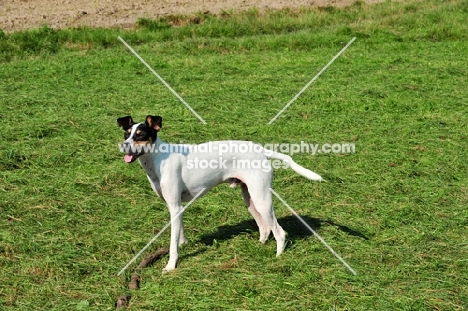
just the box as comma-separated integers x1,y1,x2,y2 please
141,159,163,198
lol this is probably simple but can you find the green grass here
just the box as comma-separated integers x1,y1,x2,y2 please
1,0,468,309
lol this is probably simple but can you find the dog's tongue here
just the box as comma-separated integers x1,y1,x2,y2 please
124,155,134,163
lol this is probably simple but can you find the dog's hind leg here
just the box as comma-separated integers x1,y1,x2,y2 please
246,182,286,257
241,184,271,243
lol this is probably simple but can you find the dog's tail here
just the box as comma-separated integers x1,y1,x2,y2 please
265,150,323,182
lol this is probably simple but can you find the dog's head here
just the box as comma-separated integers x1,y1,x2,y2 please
117,115,162,163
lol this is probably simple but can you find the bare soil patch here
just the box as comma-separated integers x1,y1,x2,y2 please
1,0,386,33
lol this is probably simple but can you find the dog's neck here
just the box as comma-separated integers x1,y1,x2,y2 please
137,136,166,179
153,136,165,149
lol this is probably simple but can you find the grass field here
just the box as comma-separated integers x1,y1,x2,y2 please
1,0,468,310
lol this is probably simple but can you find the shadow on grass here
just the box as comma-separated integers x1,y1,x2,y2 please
199,215,368,246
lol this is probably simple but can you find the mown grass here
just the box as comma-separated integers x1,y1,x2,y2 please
1,0,468,310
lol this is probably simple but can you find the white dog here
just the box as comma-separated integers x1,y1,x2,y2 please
117,115,322,272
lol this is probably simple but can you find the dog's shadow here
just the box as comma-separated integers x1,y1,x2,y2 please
199,215,368,247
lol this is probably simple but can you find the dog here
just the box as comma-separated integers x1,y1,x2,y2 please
117,115,322,272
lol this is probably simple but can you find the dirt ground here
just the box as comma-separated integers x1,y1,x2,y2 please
0,0,386,33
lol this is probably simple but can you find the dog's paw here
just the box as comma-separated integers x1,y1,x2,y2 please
276,233,287,257
259,230,271,243
162,265,176,274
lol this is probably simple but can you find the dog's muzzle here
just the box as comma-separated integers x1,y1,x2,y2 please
120,142,144,164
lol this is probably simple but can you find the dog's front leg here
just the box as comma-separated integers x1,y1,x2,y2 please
179,219,188,246
160,182,184,273
163,202,183,273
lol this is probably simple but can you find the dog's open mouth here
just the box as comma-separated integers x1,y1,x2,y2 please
121,145,147,163
124,154,140,163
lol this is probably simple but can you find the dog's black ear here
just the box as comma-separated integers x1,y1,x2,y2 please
117,116,134,131
145,115,162,131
